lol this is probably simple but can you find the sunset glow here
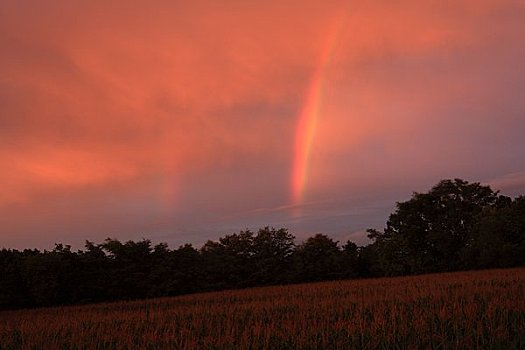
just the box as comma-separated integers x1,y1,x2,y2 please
1,0,524,249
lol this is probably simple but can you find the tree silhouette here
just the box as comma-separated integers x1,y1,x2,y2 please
294,234,342,282
0,178,523,310
251,227,296,285
367,179,499,274
464,196,525,268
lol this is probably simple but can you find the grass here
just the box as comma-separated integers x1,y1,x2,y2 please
1,268,524,349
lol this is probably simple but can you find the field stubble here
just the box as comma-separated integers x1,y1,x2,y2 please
1,268,524,349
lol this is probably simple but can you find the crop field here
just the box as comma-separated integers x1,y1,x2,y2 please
1,268,524,349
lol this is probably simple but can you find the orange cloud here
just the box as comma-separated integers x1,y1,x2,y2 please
1,0,524,247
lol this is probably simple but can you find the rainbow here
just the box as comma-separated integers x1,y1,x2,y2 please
291,17,345,209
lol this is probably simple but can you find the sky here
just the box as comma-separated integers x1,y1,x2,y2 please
1,0,525,250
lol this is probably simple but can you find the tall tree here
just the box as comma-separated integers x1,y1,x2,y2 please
201,230,254,289
294,234,342,282
99,239,154,299
368,179,499,274
464,196,525,268
251,227,295,284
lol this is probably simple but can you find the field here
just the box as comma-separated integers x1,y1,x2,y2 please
1,268,524,349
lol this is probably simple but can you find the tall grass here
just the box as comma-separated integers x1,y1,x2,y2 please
1,268,524,349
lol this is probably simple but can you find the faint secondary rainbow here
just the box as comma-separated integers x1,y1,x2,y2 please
291,17,345,209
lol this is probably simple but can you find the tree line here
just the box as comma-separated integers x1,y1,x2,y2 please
1,179,524,310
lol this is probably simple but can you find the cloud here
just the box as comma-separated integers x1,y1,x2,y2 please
306,0,525,200
487,172,525,196
1,0,524,248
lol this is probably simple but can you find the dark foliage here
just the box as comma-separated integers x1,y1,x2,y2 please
365,179,524,276
0,179,524,310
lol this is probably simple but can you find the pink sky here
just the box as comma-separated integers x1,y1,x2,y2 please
1,0,525,249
